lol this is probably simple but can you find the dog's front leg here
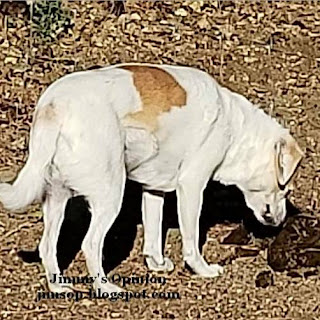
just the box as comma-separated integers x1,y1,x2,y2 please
142,190,174,272
177,177,223,277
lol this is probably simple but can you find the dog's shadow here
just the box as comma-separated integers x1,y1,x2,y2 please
18,180,299,273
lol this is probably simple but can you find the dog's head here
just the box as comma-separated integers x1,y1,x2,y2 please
241,135,303,227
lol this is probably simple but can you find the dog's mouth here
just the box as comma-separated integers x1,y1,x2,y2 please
262,211,275,224
260,212,283,227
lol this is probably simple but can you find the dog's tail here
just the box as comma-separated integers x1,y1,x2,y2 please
0,104,61,211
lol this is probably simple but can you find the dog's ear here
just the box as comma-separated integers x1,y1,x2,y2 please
275,136,304,187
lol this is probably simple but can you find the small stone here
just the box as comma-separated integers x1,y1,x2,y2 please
197,16,209,29
130,13,141,21
4,57,18,64
110,312,122,318
174,8,188,17
255,270,274,288
189,1,204,12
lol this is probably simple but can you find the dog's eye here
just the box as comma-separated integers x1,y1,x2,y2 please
248,187,263,193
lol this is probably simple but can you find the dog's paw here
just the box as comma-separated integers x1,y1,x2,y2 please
203,264,224,278
186,258,223,278
94,282,123,295
146,257,174,272
48,282,74,293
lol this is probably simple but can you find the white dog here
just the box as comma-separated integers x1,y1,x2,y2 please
0,63,303,293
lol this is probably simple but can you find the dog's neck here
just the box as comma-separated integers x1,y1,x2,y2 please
214,87,288,189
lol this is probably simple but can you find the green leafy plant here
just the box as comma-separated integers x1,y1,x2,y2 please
31,0,73,42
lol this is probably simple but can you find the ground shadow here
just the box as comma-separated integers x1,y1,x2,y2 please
18,180,300,273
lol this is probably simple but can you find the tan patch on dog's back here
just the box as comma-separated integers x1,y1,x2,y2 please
121,65,187,130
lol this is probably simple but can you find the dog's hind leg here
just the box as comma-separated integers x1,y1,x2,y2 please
39,182,72,292
142,190,174,272
81,164,126,294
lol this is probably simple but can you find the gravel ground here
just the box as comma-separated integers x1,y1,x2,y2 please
1,1,320,319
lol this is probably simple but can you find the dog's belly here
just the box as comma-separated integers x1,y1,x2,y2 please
124,119,191,192
123,106,214,192
127,152,182,192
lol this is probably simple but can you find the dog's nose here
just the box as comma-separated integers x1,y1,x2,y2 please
266,204,270,214
262,205,275,224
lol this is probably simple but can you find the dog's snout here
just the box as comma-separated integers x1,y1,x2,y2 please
263,213,274,224
262,205,274,224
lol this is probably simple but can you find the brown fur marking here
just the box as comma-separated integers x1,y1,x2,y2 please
285,138,303,184
121,65,187,130
288,139,303,164
275,136,303,187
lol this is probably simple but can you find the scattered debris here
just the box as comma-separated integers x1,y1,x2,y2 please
287,270,303,278
235,246,260,258
268,216,320,271
255,270,274,288
287,269,318,279
221,224,251,245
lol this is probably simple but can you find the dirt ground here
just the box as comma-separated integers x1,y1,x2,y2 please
1,1,320,319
